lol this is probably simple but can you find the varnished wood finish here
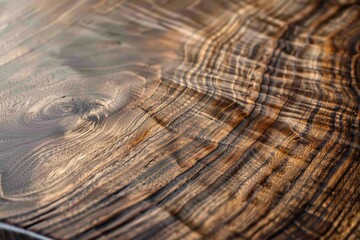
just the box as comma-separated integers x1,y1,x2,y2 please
0,222,51,240
0,0,359,239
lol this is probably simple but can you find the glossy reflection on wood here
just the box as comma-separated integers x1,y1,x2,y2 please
0,0,359,239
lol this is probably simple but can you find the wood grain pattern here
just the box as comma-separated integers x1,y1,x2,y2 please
0,0,359,239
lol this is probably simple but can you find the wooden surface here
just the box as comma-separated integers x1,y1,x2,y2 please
0,0,359,239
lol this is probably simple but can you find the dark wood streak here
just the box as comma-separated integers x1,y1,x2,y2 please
0,0,359,239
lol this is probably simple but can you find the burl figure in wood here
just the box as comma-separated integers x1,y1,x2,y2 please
0,0,359,239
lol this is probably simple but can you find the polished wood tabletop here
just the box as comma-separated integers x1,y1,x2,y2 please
0,0,359,239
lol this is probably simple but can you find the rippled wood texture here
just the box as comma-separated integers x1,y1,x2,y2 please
0,0,359,239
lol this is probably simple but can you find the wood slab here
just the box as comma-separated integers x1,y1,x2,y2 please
0,0,359,239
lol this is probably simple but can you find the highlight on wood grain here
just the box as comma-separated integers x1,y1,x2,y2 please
0,0,359,239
